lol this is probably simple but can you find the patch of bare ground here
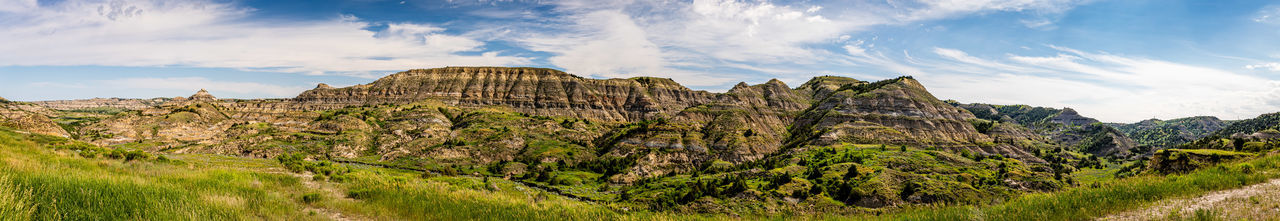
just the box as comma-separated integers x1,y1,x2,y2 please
267,169,359,221
1100,178,1280,220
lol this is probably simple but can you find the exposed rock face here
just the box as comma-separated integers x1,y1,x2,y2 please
68,67,1064,182
788,77,1042,162
30,98,168,111
296,67,715,122
190,89,217,101
956,103,1138,158
0,102,70,137
1049,108,1098,127
1147,149,1253,174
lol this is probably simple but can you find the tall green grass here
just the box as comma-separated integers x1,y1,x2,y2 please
889,154,1280,221
0,127,712,220
0,175,35,220
0,128,320,220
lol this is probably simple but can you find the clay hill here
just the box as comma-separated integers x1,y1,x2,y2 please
1,67,1147,210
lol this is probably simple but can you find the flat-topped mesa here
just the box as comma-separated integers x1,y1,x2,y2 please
28,98,169,111
295,67,715,121
190,89,217,101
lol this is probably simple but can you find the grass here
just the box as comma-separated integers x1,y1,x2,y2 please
886,152,1280,221
0,126,720,220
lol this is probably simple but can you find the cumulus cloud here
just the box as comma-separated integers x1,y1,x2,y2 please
0,0,530,78
519,10,666,79
922,46,1280,122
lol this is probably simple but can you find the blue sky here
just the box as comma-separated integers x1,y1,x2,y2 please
2,0,1280,123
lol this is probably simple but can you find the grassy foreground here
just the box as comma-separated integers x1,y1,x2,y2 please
4,124,1278,220
0,128,716,220
884,151,1280,220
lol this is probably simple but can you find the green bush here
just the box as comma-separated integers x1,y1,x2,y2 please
105,149,126,159
1239,163,1255,174
123,150,152,162
276,153,307,173
301,193,323,204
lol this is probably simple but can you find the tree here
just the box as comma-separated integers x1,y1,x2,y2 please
805,165,823,180
843,165,860,180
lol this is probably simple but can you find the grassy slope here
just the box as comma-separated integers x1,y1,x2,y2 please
885,152,1280,220
0,127,715,220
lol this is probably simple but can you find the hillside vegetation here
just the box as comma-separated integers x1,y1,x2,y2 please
1110,116,1228,148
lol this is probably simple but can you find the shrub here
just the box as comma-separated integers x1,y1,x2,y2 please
301,193,323,204
78,149,100,158
123,150,152,161
105,149,127,159
276,153,308,173
1239,163,1255,174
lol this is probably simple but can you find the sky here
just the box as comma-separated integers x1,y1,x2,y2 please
1,0,1279,123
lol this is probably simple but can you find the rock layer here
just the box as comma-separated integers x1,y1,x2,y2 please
296,67,715,122
30,98,169,110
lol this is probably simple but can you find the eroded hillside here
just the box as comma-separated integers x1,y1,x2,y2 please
2,67,1141,213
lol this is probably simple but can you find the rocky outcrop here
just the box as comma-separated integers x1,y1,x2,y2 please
956,103,1138,158
30,98,168,111
68,67,1064,183
1147,149,1254,174
190,89,217,101
0,102,70,137
296,67,715,122
788,77,1042,162
1049,108,1098,127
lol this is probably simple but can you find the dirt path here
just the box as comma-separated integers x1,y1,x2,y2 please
264,169,356,221
1100,178,1280,220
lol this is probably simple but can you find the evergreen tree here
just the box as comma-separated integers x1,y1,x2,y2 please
843,165,860,180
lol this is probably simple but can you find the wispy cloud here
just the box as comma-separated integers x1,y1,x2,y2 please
1247,62,1280,71
498,0,1093,87
922,46,1280,122
32,77,311,98
0,0,530,78
1256,5,1280,24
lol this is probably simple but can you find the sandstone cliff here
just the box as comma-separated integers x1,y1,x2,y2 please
296,67,715,122
788,77,1041,162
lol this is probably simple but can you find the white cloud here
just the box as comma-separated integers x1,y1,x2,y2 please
1246,62,1280,71
98,77,310,97
0,0,36,12
924,46,1280,122
0,0,530,78
519,10,666,79
29,77,310,98
503,0,1092,88
1257,5,1280,24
